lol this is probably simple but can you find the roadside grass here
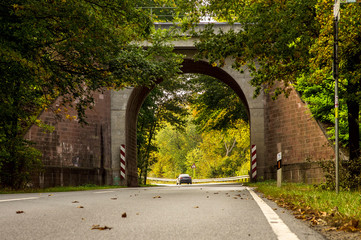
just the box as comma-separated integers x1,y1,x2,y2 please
247,181,361,232
0,184,126,194
0,183,161,194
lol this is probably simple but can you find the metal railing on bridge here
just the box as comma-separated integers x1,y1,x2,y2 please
138,7,213,23
138,7,179,21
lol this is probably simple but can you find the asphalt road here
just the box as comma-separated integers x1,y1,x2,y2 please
0,183,326,240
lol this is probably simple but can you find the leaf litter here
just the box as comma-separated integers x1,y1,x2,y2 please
91,225,112,230
265,194,361,233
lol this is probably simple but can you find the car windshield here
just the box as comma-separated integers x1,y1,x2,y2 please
179,174,190,177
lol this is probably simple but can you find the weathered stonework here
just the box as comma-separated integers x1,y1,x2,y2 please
26,91,112,188
263,87,335,182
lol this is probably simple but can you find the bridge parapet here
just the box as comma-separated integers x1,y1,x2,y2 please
143,22,243,50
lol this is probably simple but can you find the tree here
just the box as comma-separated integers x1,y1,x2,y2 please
0,0,183,188
187,74,248,132
137,77,189,184
308,1,361,161
152,117,250,179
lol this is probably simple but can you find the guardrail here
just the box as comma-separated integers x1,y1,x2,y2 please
147,175,249,183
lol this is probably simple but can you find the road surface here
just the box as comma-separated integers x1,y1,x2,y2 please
0,183,325,240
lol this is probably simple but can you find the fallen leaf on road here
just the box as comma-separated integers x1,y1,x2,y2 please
122,212,127,218
233,197,238,199
111,198,117,200
48,194,52,197
194,206,199,208
153,195,162,199
77,206,84,208
206,196,209,198
16,211,24,214
72,201,79,203
214,192,219,195
136,213,140,215
91,225,112,230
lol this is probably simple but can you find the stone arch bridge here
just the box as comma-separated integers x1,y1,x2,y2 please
27,23,335,188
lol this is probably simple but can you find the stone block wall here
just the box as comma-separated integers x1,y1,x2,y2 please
264,86,335,183
26,91,112,188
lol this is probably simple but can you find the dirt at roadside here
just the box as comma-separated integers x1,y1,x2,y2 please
310,224,361,240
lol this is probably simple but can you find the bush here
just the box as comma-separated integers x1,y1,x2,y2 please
317,158,361,191
0,138,43,189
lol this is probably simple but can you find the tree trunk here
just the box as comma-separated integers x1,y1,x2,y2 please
143,120,158,185
347,99,360,161
224,138,237,157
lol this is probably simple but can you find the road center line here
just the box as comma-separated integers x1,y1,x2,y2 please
93,191,115,194
0,197,39,203
247,188,300,240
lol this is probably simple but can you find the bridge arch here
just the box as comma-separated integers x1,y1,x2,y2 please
115,58,265,186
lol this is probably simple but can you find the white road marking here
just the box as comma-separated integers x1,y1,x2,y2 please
248,188,300,240
0,197,39,203
93,191,115,194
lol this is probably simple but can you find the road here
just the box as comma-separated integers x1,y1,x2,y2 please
0,183,326,240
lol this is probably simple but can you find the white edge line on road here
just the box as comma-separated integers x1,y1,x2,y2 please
93,191,115,194
247,188,300,240
0,197,39,203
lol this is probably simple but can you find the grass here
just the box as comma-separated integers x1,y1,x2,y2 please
0,184,126,194
246,181,361,232
0,183,161,194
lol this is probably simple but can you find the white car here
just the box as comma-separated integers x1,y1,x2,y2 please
176,174,192,185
